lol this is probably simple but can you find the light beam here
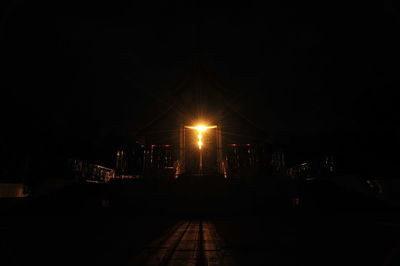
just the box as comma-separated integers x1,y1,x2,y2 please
186,125,217,150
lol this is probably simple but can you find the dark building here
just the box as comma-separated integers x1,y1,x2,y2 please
115,141,145,177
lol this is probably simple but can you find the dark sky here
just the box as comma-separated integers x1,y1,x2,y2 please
1,1,399,170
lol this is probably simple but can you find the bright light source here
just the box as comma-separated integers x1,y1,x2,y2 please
196,132,202,149
196,125,207,132
185,125,217,150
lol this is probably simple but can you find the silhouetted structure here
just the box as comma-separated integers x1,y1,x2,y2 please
136,57,275,178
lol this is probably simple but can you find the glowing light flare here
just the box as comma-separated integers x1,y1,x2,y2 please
185,125,217,150
197,132,203,149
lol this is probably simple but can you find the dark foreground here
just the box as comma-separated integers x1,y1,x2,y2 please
2,175,400,265
131,220,236,265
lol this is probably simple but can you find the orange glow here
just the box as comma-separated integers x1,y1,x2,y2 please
197,132,203,149
185,125,217,150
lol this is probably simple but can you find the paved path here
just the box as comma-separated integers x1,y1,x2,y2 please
131,220,236,266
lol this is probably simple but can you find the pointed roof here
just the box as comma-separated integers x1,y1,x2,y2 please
136,55,272,144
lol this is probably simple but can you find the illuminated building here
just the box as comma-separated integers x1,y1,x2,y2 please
136,57,273,178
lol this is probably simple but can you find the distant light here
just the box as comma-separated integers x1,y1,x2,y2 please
228,144,252,147
150,144,173,148
186,125,217,132
185,125,217,150
196,125,207,132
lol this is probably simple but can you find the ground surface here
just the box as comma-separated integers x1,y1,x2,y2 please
2,176,400,265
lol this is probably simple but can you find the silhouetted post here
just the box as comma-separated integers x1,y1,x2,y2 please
179,125,185,175
216,126,223,175
199,147,203,174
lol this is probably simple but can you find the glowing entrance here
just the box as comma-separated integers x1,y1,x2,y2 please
186,125,217,150
185,125,217,173
178,124,225,177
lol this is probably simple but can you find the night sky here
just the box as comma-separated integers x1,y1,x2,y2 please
1,1,399,176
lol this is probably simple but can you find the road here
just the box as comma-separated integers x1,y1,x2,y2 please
130,220,237,266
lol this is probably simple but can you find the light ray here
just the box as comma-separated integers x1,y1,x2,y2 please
185,125,217,150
